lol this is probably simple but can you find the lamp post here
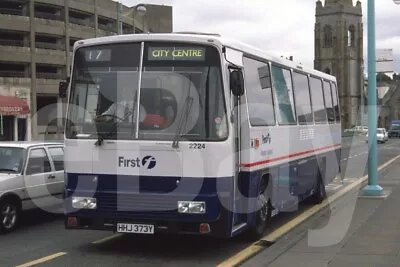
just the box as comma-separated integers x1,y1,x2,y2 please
114,0,123,34
360,63,364,126
362,0,382,196
119,0,123,34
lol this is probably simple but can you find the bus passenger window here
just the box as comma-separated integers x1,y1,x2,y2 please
271,65,296,125
309,77,327,123
330,82,340,122
243,57,275,126
322,80,335,123
292,71,313,125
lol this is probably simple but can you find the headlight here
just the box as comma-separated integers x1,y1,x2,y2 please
72,197,97,209
178,201,206,214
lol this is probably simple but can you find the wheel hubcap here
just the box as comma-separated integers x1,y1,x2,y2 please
2,204,17,229
257,193,268,222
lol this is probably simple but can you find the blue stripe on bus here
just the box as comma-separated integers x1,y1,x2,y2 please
65,174,233,223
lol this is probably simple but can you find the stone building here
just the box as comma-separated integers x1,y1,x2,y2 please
314,0,364,129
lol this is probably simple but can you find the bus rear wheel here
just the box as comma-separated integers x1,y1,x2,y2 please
310,173,326,204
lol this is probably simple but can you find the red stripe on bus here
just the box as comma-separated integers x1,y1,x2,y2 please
240,144,342,168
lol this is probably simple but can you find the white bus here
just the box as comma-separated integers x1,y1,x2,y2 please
63,32,341,239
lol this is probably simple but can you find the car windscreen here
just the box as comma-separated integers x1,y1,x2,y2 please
0,147,25,173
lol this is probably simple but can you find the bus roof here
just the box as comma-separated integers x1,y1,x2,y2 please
73,32,336,81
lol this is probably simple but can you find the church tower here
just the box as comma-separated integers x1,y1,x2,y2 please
314,0,364,129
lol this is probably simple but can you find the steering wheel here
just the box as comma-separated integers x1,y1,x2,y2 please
94,114,124,122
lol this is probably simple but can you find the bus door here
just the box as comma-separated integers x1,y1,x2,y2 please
230,68,246,228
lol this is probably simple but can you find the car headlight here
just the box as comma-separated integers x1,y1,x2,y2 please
178,201,206,214
72,197,97,209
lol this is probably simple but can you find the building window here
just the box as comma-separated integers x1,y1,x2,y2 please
323,25,332,48
348,25,355,47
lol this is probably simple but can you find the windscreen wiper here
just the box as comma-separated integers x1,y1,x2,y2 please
172,96,194,149
0,168,18,173
94,110,135,147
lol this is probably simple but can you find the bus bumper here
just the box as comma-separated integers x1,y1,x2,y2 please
64,207,231,238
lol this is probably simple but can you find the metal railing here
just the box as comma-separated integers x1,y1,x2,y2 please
36,72,64,79
0,71,27,78
69,17,94,28
0,39,27,47
98,24,116,32
0,8,23,16
34,11,62,21
35,41,65,51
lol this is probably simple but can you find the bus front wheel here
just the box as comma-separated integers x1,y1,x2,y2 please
249,178,272,240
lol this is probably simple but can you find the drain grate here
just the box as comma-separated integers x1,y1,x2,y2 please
254,240,274,247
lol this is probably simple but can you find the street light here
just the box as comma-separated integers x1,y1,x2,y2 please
362,0,382,196
118,3,147,34
133,4,147,34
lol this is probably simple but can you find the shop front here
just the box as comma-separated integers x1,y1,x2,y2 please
0,95,30,141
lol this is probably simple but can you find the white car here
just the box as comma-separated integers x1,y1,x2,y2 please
366,128,388,143
0,142,65,233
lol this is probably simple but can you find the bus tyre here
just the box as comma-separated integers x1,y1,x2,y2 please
311,174,326,204
0,198,20,234
249,179,271,240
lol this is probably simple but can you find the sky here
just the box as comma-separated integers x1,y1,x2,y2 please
121,0,400,74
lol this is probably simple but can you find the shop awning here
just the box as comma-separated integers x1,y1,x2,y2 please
0,95,30,115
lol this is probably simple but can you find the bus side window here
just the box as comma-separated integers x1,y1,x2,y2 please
330,81,340,122
292,71,313,125
243,57,276,126
270,65,297,125
309,76,327,123
322,80,335,123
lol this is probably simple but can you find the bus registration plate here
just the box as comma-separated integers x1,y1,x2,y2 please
116,223,154,234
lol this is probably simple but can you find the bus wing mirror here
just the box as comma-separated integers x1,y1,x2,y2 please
230,69,244,96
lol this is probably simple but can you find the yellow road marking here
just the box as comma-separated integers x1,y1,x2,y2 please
15,252,67,267
217,154,400,267
91,233,124,245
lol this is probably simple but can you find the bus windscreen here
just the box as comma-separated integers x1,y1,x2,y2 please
66,42,228,142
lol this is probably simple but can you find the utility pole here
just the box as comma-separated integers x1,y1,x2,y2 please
362,0,383,197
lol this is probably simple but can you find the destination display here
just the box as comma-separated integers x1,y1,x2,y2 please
148,47,206,61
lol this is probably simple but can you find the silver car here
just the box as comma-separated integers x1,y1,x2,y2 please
0,142,64,233
366,128,388,143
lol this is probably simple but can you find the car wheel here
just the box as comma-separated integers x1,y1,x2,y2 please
0,198,20,234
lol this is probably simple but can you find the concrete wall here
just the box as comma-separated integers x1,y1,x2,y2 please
145,4,173,33
0,14,30,32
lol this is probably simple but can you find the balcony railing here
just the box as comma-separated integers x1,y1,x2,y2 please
36,41,65,51
0,39,27,47
36,72,64,79
98,24,116,32
0,71,26,78
34,11,62,21
0,8,23,16
69,17,94,28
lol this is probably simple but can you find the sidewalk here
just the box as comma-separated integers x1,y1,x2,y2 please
243,158,400,267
